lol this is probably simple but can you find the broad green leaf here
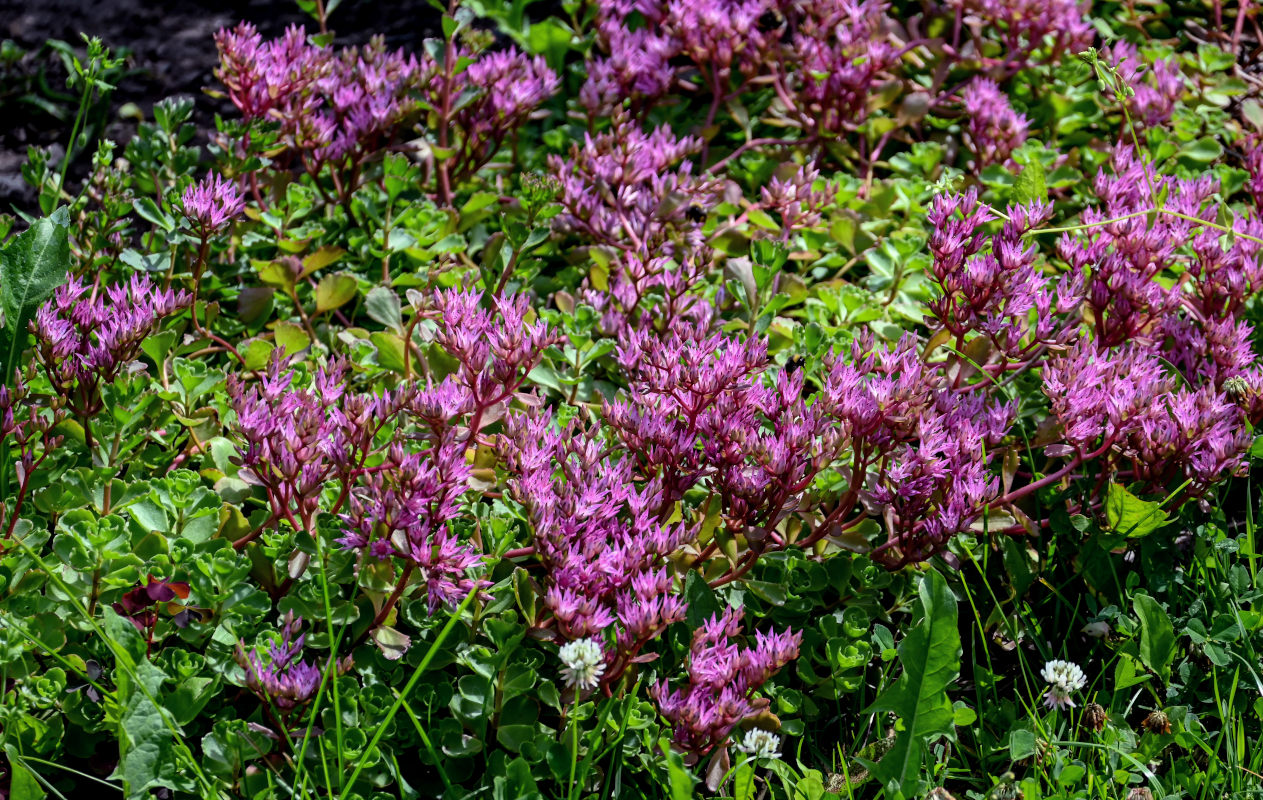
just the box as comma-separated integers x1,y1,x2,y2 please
300,245,344,276
1105,484,1170,538
1133,594,1176,681
371,331,408,373
365,285,403,331
1013,156,1047,206
273,321,311,356
0,208,70,386
3,747,47,800
865,568,961,798
105,609,178,799
664,740,696,800
315,272,358,313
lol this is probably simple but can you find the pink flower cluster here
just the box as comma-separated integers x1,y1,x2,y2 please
33,275,190,417
651,608,800,755
962,78,1030,168
927,145,1263,503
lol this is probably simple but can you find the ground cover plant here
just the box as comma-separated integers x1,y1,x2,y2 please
2,0,1263,798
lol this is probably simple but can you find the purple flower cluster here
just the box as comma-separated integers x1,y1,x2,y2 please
608,315,831,533
551,119,719,330
785,0,897,137
818,334,1015,565
182,172,246,233
581,0,895,139
926,145,1263,501
32,275,190,420
650,608,800,756
948,0,1092,69
506,411,690,656
427,289,560,441
430,46,560,183
961,78,1030,169
237,613,321,715
338,439,482,612
928,191,1082,357
1105,43,1184,127
215,24,420,172
228,358,375,531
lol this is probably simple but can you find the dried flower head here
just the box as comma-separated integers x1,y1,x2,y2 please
1142,709,1171,735
1082,702,1108,732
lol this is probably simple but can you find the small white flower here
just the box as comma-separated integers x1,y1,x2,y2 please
735,728,781,760
1081,621,1111,638
558,637,605,691
1040,659,1087,709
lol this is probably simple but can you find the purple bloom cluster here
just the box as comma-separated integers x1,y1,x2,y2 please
926,145,1263,501
506,411,690,654
928,191,1082,357
961,78,1030,169
182,172,246,233
582,0,895,139
948,0,1092,70
228,358,372,530
1105,42,1184,127
215,24,420,171
338,439,483,612
237,613,321,715
551,119,719,330
818,334,1015,565
428,46,560,184
785,0,897,137
650,608,800,756
428,289,560,441
32,275,190,419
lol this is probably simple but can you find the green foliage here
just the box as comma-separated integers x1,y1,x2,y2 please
864,569,961,798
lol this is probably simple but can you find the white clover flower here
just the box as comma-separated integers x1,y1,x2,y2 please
735,728,781,759
558,637,605,691
1041,659,1087,709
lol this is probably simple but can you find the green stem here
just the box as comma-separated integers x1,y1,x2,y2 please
339,588,478,798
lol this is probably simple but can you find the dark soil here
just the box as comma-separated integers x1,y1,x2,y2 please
0,0,444,213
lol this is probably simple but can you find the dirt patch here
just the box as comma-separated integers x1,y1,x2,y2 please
0,0,444,213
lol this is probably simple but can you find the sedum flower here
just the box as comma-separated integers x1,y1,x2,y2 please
558,637,607,691
962,78,1030,168
236,613,322,714
1041,659,1087,709
651,608,800,755
735,728,781,759
182,172,245,232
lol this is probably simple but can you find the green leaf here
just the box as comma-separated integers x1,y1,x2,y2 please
273,321,311,357
1133,594,1176,681
315,272,358,313
371,331,408,374
365,286,403,331
865,568,961,797
1013,156,1047,206
1105,484,1170,538
664,740,696,800
0,208,70,386
104,609,178,798
3,748,47,800
1176,137,1223,164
